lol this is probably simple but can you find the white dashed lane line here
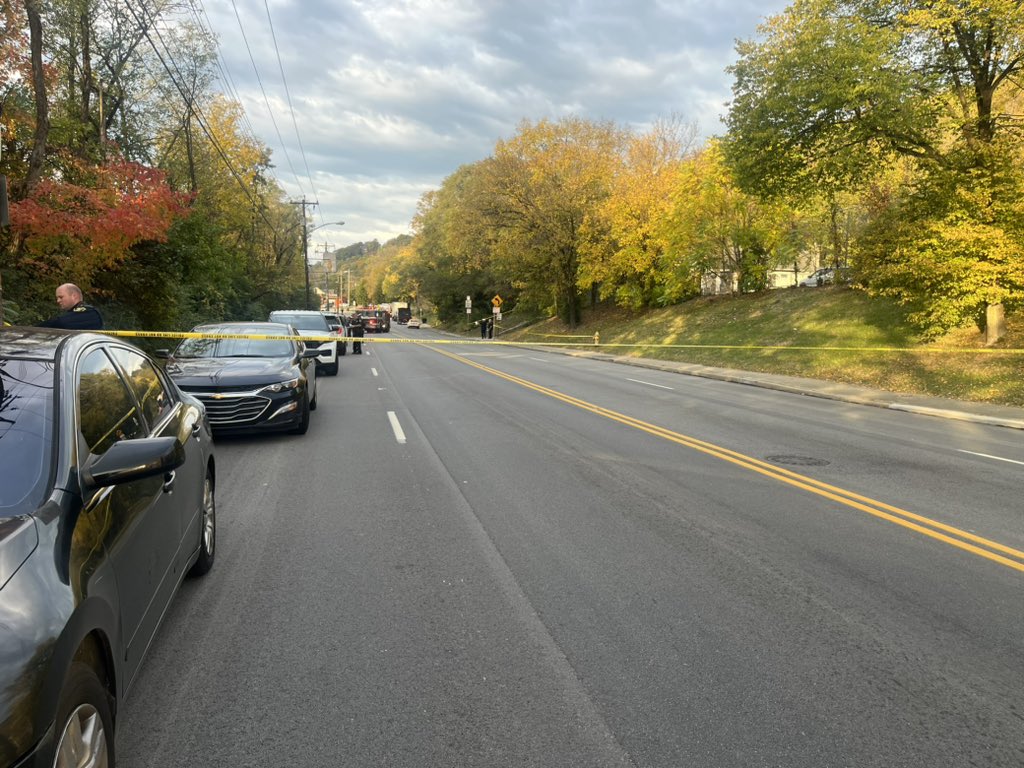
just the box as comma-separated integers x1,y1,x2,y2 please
626,377,674,391
388,411,407,444
958,449,1024,466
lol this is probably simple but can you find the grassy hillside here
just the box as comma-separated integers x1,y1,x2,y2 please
492,287,1024,407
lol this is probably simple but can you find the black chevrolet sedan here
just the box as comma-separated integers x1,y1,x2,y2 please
0,326,216,768
162,322,322,436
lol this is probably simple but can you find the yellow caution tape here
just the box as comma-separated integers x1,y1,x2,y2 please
95,329,1024,354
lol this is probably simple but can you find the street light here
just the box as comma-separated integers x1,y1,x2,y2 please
302,220,344,309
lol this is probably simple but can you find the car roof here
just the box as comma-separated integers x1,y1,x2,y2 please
192,321,295,333
269,310,321,315
0,326,100,361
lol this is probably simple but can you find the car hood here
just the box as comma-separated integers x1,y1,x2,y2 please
167,357,299,388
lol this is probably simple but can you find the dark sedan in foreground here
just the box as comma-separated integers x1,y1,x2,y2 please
0,326,216,768
162,322,322,436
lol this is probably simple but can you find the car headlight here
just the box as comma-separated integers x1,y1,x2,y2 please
259,377,301,394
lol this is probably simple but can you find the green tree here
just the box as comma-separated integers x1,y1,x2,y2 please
408,162,506,322
659,142,789,296
725,0,1024,335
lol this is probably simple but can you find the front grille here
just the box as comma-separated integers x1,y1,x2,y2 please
304,340,322,349
180,383,257,394
193,393,271,425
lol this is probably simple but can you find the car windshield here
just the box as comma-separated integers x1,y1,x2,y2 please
174,336,294,359
270,314,326,331
0,359,55,516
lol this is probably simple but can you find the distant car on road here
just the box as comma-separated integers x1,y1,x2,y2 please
799,268,837,287
162,321,323,436
351,309,390,333
0,326,216,768
407,317,421,329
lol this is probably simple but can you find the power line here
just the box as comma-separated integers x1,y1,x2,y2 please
262,0,324,226
123,0,277,231
188,0,262,148
227,0,308,200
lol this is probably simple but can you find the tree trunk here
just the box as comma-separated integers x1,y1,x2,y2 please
985,303,1006,346
22,0,49,197
185,107,197,193
80,8,92,127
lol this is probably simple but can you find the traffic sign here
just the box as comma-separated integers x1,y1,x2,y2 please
492,294,503,307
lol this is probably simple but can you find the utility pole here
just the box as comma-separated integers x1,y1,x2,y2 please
289,198,318,309
316,241,335,308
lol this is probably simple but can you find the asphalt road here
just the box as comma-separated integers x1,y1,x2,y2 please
119,325,1024,768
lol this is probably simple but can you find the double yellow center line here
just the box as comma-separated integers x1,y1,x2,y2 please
428,345,1024,574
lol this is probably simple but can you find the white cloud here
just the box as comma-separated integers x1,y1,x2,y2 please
199,0,790,246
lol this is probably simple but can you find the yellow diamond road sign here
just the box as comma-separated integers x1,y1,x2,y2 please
492,294,503,307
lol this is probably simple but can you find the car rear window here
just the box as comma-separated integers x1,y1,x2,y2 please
270,313,327,331
175,337,294,358
0,359,55,515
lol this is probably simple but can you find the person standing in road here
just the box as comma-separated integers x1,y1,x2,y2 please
36,283,104,330
350,314,364,354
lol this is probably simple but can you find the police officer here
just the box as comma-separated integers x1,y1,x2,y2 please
37,283,104,330
349,314,364,354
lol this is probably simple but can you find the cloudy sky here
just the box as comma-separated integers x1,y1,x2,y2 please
199,0,790,251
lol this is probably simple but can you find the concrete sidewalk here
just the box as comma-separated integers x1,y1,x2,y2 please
540,346,1024,431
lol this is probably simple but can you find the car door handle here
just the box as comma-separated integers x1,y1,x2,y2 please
162,471,176,494
191,420,202,440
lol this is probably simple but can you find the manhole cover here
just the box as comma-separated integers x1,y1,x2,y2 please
766,454,830,467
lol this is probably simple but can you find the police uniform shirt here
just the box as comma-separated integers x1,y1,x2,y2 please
37,302,104,330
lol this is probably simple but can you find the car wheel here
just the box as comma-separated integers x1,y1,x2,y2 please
310,382,318,411
291,393,310,435
339,341,347,356
52,663,115,768
188,469,216,578
326,359,339,376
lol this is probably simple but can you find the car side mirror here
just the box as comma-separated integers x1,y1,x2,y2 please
329,324,341,332
81,436,185,489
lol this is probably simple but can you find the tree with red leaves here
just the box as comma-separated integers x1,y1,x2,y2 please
9,155,189,286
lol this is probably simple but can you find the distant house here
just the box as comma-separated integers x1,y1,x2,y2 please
767,266,815,289
701,260,821,295
701,271,738,296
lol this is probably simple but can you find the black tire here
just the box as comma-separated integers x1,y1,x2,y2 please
326,360,339,376
52,663,115,768
310,382,318,411
339,340,347,356
188,469,216,578
291,393,310,435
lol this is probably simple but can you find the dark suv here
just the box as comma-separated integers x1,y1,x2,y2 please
354,309,390,333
